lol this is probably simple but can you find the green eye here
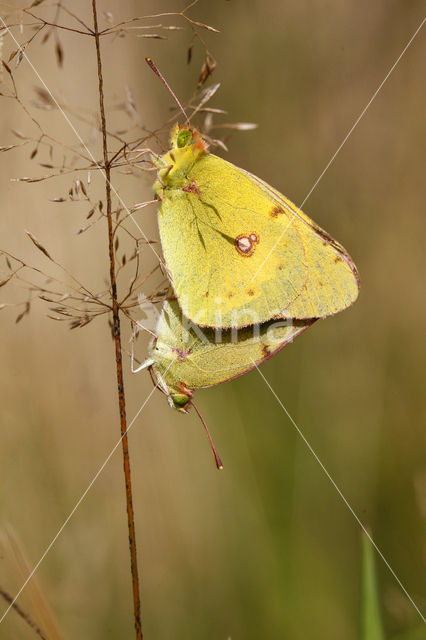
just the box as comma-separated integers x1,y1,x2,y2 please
176,129,193,148
171,393,190,408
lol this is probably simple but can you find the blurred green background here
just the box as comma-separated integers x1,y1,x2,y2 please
1,1,425,638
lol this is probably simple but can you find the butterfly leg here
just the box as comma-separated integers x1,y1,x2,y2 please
130,324,154,373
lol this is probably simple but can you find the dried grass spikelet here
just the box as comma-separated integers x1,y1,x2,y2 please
0,525,65,640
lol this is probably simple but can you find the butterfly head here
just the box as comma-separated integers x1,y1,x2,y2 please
175,128,193,148
154,124,207,196
147,348,193,412
169,391,191,412
170,123,207,153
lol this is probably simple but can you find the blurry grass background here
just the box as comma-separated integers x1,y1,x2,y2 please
1,1,425,638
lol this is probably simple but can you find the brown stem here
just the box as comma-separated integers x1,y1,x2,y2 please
0,587,47,640
91,2,143,639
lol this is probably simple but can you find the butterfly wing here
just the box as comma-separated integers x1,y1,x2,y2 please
158,150,359,328
150,299,315,397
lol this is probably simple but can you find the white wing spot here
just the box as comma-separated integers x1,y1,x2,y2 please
237,237,251,252
235,233,259,257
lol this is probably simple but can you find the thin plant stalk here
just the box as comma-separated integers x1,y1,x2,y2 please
0,587,48,640
91,2,143,638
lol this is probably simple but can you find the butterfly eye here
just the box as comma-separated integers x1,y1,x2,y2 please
171,393,190,408
176,129,193,148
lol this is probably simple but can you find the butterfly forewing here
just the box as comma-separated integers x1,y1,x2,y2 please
157,133,359,329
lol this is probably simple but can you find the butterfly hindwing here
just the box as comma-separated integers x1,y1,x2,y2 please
149,299,315,400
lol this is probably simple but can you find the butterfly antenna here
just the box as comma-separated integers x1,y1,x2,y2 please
189,400,223,470
145,57,190,126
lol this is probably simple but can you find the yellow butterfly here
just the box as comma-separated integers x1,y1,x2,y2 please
138,297,315,467
141,297,315,412
153,124,359,329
